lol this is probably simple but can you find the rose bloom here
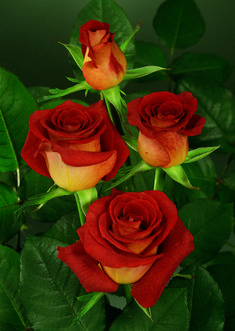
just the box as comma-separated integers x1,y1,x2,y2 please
57,189,194,308
127,91,206,168
79,20,127,90
21,100,129,192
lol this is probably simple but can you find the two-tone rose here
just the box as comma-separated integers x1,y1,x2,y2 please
127,91,206,168
79,20,127,90
57,189,194,308
21,100,129,192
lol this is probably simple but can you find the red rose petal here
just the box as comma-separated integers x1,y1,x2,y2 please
131,217,194,308
57,241,118,293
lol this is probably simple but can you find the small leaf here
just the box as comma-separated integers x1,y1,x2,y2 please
179,199,233,266
163,164,199,189
153,0,205,49
184,146,220,163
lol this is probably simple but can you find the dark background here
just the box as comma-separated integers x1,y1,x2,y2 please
1,0,235,91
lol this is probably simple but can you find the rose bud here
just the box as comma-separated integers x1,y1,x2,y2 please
21,100,129,192
79,20,127,90
127,91,206,168
57,189,194,308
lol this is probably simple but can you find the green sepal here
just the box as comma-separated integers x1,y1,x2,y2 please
123,135,138,152
163,164,200,189
134,299,152,321
102,86,124,114
124,66,167,80
105,160,154,191
16,186,72,217
184,146,220,163
101,86,128,130
66,77,81,84
120,21,141,53
76,292,104,320
74,187,98,226
58,42,84,70
38,81,91,103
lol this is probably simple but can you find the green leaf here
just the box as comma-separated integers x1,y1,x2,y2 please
45,212,80,245
217,170,235,204
172,53,233,82
0,245,28,330
134,41,168,81
0,67,37,173
70,0,135,79
183,157,217,198
170,265,224,331
109,287,189,331
164,158,217,209
0,182,23,243
20,235,106,331
184,146,220,163
178,199,233,266
163,164,199,189
207,252,235,331
153,0,205,49
223,171,235,191
176,77,235,152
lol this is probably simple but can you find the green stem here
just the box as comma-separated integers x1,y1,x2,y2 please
74,192,86,226
153,167,165,191
124,284,133,305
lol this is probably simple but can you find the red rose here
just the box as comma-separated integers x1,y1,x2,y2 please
127,91,206,168
57,189,194,308
21,100,129,192
79,20,127,90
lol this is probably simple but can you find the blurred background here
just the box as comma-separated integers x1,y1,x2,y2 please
0,0,234,91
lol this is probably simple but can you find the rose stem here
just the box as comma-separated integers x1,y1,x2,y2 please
153,167,165,191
